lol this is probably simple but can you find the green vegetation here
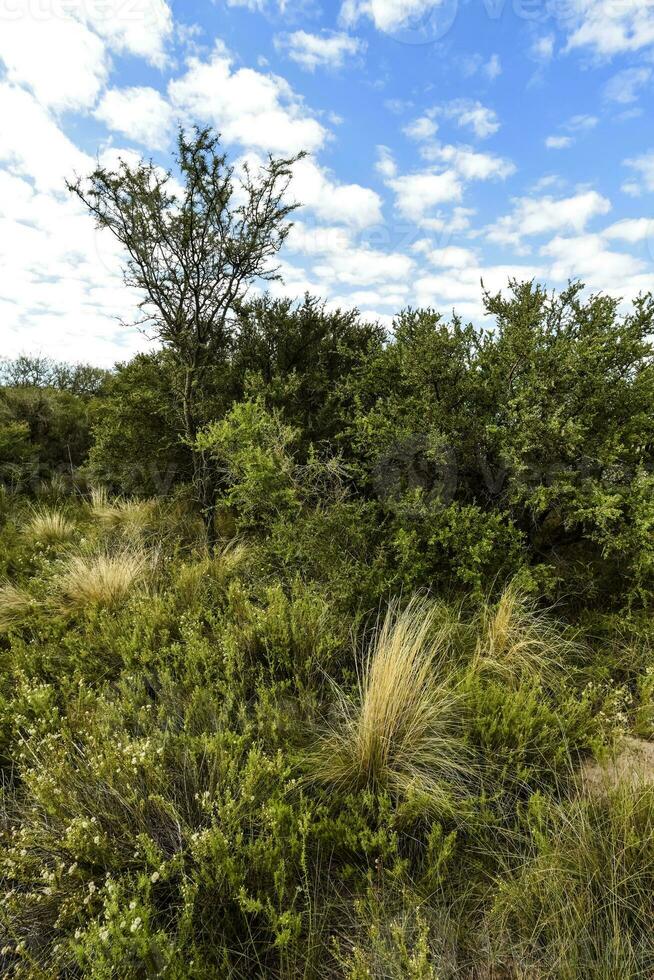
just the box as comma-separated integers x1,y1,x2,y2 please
0,131,653,977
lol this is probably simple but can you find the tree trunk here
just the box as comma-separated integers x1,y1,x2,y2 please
182,363,218,549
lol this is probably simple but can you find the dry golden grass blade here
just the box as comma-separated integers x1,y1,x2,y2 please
24,505,76,545
0,581,35,631
51,548,151,612
312,597,472,807
471,582,577,682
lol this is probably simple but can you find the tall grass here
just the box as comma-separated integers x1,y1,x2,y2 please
488,784,654,978
89,487,156,541
471,583,578,682
51,548,151,612
312,598,471,806
0,581,34,631
24,505,75,545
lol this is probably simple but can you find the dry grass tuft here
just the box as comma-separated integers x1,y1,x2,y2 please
24,505,76,545
471,583,577,682
313,598,471,806
89,488,159,545
174,540,249,604
0,582,35,631
51,548,151,612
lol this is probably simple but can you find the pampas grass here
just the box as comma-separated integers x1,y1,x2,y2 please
312,598,471,806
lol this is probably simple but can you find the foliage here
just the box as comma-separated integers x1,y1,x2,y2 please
0,277,653,975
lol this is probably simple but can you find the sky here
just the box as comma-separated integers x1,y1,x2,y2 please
1,0,653,366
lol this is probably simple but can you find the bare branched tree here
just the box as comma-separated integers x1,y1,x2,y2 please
69,126,303,538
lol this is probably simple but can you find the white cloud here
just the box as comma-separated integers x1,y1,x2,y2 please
420,244,478,268
169,42,327,155
542,233,646,284
290,156,383,228
602,217,654,242
424,144,515,181
401,100,500,147
380,140,511,231
387,170,463,224
95,87,175,150
487,190,611,246
0,98,147,365
531,34,555,60
622,150,654,194
403,116,438,141
340,0,437,33
285,222,413,291
565,0,654,58
485,54,502,80
566,114,598,131
545,135,573,149
275,31,364,71
0,83,91,192
82,0,173,68
439,100,500,139
604,66,652,103
375,145,397,179
413,262,543,316
0,12,108,111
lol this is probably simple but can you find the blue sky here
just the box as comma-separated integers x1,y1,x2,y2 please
1,0,653,364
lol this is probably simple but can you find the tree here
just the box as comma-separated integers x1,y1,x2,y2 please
69,127,302,538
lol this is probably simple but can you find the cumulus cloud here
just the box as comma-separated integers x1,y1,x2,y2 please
602,217,654,241
403,116,438,141
169,42,327,155
486,191,611,246
339,0,438,33
423,144,515,181
0,92,147,364
542,233,645,284
275,31,364,71
565,0,654,58
0,14,108,112
95,87,175,151
289,156,383,228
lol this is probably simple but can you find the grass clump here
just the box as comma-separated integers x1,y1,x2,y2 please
89,487,157,541
0,582,35,632
488,785,654,978
471,583,578,683
23,505,76,546
51,548,151,612
313,598,471,807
